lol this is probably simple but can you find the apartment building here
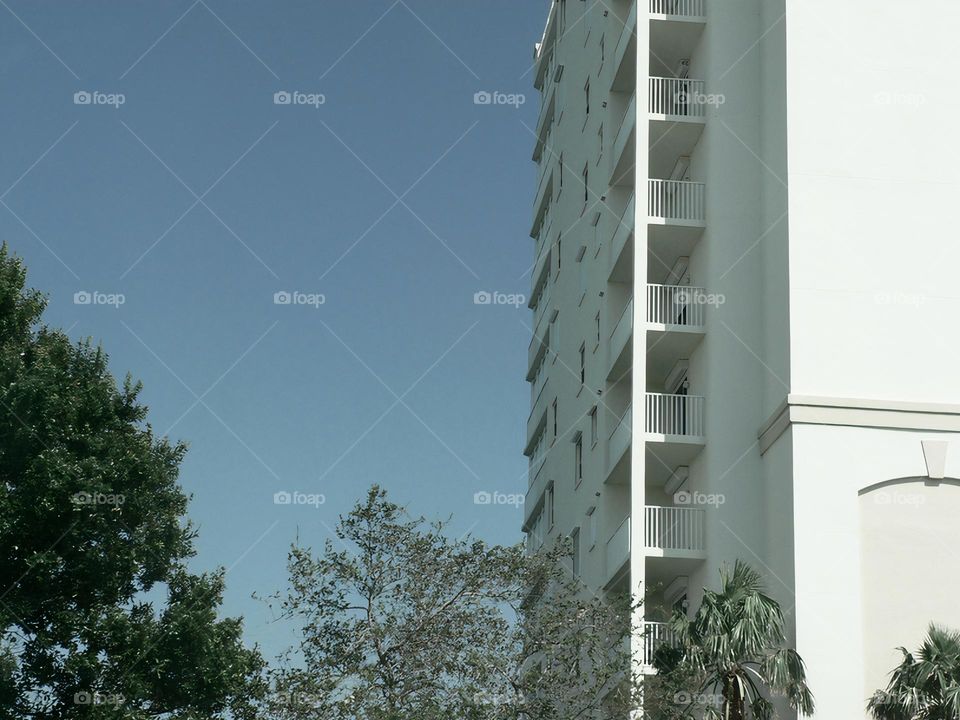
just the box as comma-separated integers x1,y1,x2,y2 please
521,0,960,717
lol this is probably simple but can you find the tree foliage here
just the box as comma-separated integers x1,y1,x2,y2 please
654,560,814,720
868,624,960,720
266,486,639,720
0,244,264,718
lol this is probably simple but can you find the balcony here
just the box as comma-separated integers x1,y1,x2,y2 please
648,77,707,177
530,166,554,238
611,0,637,93
641,621,680,673
647,179,705,227
645,284,707,384
605,515,631,587
647,179,706,267
525,379,549,456
645,392,704,440
608,193,635,282
649,2,707,80
606,405,633,485
644,505,705,558
645,392,705,487
607,298,634,382
526,323,549,381
610,93,637,187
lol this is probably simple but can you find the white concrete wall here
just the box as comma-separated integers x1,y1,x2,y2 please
784,0,960,402
791,425,960,718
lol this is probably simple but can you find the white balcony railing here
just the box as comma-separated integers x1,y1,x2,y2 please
642,621,680,668
644,505,705,552
647,284,706,328
606,516,631,582
610,297,634,349
648,179,706,224
649,0,706,18
644,392,704,438
608,404,633,472
649,77,707,119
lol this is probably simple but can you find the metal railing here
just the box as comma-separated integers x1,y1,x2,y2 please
642,621,680,667
647,284,706,327
644,505,705,552
648,179,706,223
649,0,706,18
606,516,631,581
644,392,704,437
610,297,634,343
649,77,707,119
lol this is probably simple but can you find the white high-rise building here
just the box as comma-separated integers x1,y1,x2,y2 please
521,0,960,716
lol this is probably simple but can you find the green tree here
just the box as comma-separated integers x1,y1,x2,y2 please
656,560,814,720
265,486,638,720
0,244,264,718
868,624,960,720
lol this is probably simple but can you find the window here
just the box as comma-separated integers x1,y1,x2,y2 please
571,527,581,577
589,406,598,448
582,163,589,204
558,0,566,31
597,123,603,160
558,152,564,192
579,343,586,384
594,311,601,348
584,78,590,118
600,35,605,65
574,434,583,488
552,398,559,441
547,485,555,529
556,234,562,276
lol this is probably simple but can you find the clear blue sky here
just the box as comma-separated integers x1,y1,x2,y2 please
0,0,548,656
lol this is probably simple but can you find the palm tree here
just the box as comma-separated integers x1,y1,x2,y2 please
867,624,960,720
658,560,814,720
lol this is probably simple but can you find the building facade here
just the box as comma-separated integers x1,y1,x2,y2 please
521,0,960,717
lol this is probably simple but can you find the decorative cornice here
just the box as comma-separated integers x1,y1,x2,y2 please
759,395,960,455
